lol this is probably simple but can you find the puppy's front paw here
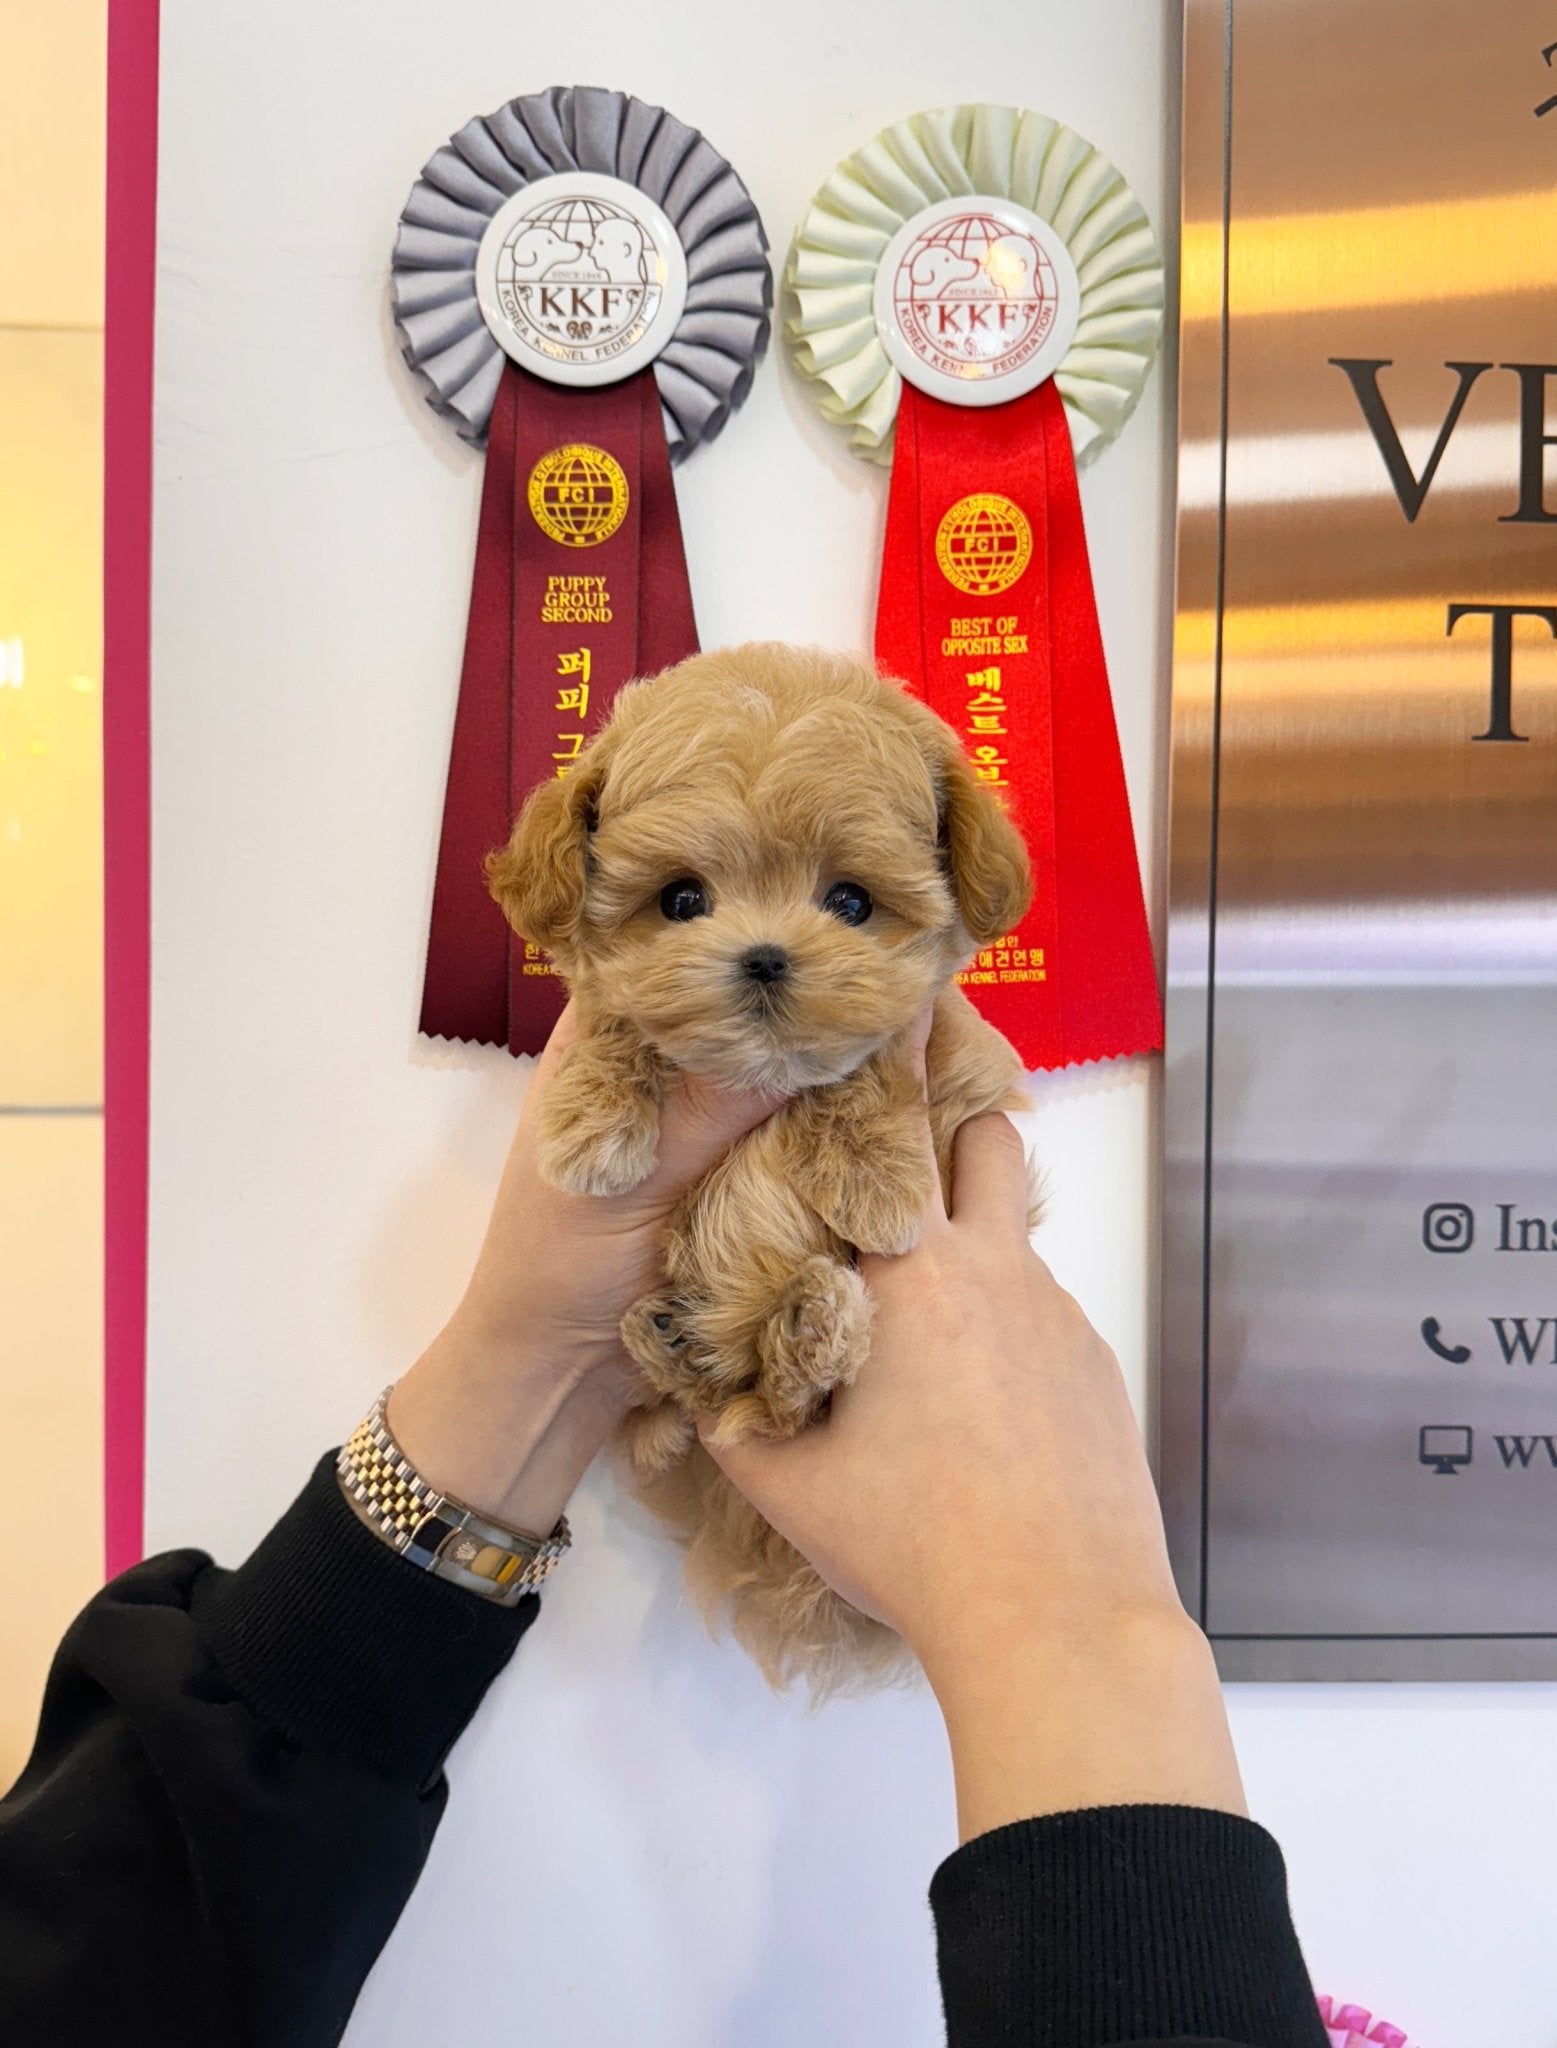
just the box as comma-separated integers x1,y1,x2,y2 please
827,1147,936,1257
532,1034,663,1195
536,1107,659,1196
842,1163,934,1257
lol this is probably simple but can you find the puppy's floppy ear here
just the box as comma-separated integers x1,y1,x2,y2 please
485,759,600,950
934,728,1033,946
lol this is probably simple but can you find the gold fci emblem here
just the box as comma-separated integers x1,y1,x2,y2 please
527,443,630,548
935,491,1033,596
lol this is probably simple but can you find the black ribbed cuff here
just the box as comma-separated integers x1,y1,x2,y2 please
194,1452,539,1789
930,1804,1328,2048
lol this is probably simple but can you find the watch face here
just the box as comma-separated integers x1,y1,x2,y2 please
475,170,689,387
873,194,1081,407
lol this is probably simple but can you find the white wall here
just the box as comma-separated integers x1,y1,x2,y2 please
145,3,1557,2042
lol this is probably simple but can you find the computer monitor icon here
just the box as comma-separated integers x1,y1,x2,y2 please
1419,1424,1474,1475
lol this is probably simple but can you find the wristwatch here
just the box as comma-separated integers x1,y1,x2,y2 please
336,1387,570,1607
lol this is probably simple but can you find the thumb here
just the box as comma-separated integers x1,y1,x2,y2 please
646,1067,788,1196
697,1413,879,1627
696,1409,822,1529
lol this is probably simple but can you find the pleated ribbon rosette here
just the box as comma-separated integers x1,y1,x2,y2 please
786,104,1165,1069
392,86,770,1054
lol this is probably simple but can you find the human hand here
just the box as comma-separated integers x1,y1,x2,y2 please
700,1106,1181,1662
389,1001,785,1536
701,1105,1246,1835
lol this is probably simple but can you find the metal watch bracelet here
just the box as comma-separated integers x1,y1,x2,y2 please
336,1387,570,1607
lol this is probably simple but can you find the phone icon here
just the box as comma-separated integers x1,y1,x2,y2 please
1421,1317,1472,1364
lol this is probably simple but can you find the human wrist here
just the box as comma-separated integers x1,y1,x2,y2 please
386,1317,630,1536
919,1592,1204,1703
926,1602,1246,1840
433,1294,627,1395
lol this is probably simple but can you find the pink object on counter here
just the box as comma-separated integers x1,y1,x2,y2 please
1318,1994,1415,2048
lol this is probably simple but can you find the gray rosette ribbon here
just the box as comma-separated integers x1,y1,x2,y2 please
392,85,771,460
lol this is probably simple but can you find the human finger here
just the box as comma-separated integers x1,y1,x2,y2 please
904,1003,951,1232
947,1111,1032,1236
646,1066,789,1196
695,1409,831,1526
526,998,582,1093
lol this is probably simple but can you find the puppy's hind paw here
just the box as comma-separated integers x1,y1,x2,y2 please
717,1255,872,1442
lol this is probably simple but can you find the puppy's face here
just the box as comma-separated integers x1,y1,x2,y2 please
489,647,1031,1092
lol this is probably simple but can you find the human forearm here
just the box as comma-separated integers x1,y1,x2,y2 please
697,1100,1323,2044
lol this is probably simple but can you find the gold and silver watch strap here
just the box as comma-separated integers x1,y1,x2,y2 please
337,1388,570,1607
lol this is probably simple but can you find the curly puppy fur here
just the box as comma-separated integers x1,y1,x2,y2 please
488,643,1034,1693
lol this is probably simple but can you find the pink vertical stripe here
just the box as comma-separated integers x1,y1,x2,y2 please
103,0,159,1576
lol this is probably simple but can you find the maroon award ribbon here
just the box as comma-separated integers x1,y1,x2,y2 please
419,362,698,1054
395,90,769,1057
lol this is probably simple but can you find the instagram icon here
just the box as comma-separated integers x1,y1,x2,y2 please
1423,1202,1475,1253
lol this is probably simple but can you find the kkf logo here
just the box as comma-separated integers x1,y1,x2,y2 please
494,191,663,367
890,209,1063,383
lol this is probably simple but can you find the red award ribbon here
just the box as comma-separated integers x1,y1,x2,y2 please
876,378,1162,1070
420,362,698,1055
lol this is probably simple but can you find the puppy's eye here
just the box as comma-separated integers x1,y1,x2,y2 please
822,881,873,927
660,878,711,922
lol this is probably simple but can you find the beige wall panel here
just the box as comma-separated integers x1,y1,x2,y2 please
0,0,106,329
0,1116,103,1786
0,329,104,1108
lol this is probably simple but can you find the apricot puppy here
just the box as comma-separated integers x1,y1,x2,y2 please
488,643,1032,1691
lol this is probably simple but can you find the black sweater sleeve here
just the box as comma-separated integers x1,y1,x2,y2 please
2,1453,1326,2048
931,1804,1330,2048
0,1453,536,2048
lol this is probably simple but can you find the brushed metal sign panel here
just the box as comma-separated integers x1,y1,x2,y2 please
1164,0,1557,1678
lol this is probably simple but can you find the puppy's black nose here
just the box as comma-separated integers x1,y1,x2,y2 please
740,944,790,986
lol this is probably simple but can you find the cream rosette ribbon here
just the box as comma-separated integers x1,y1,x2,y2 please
786,105,1166,1071
785,102,1163,468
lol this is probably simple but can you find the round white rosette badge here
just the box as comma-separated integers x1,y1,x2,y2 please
873,193,1081,407
473,171,689,388
390,88,770,1058
786,106,1165,1073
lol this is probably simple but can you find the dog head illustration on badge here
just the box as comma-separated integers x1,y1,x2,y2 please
475,170,690,387
874,194,1080,407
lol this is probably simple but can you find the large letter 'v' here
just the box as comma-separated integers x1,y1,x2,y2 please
1329,358,1492,521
